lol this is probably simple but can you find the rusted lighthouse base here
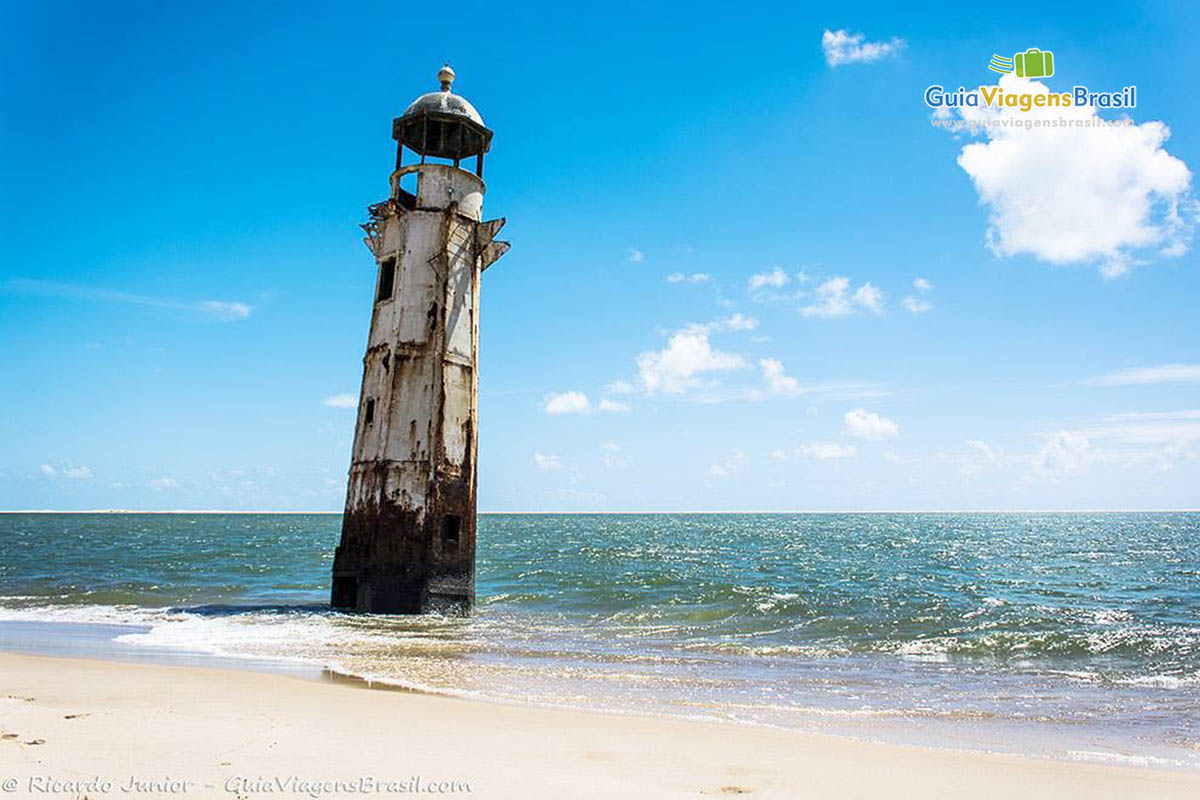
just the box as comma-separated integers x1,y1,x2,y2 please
331,465,476,615
331,512,475,614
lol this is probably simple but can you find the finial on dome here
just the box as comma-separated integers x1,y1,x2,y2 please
438,64,456,92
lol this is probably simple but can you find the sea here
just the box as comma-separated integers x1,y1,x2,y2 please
1,512,1197,769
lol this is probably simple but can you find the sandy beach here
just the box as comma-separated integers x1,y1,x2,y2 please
0,652,1196,799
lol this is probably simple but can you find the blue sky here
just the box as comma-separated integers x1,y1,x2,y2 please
2,1,1198,511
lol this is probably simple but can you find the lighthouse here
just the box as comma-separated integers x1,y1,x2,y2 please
331,66,509,614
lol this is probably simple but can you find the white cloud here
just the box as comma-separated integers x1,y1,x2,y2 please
322,393,358,408
697,313,759,333
709,451,746,477
853,283,884,313
533,452,562,470
902,296,932,313
801,277,884,317
913,277,934,291
821,29,905,67
748,266,789,290
637,330,746,394
601,441,621,452
966,439,1000,465
627,249,645,263
543,392,629,414
635,317,753,395
1033,431,1092,477
666,272,712,284
149,477,179,490
198,301,253,321
844,408,900,440
952,74,1195,277
605,379,637,395
597,398,631,413
39,463,92,480
1083,364,1200,386
760,358,803,396
5,279,254,321
544,391,592,415
797,442,857,459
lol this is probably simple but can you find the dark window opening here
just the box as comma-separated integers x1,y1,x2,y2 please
376,258,396,302
364,398,375,424
441,514,461,551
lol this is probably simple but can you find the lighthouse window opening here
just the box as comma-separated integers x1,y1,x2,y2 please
441,514,461,550
364,398,375,425
376,258,396,302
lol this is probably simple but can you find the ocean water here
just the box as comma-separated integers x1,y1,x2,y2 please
1,512,1198,768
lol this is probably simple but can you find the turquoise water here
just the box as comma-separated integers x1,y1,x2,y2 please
1,512,1198,767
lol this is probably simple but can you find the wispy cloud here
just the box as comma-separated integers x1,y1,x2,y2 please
1082,364,1200,386
533,452,563,470
821,29,905,67
797,441,857,460
626,249,645,264
39,463,93,480
666,272,712,284
5,279,253,321
544,392,631,414
322,393,358,408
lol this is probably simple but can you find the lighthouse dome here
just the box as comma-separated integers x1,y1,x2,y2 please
394,65,492,160
401,90,484,127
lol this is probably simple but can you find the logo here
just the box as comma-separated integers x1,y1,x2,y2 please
989,48,1055,78
925,46,1136,113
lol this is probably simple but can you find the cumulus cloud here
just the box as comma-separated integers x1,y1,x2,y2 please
39,464,56,476
637,330,746,394
952,74,1195,277
913,277,934,291
822,29,905,67
844,408,900,440
322,393,358,408
149,477,179,490
1033,431,1092,477
627,249,645,263
801,277,884,318
760,358,803,396
1083,364,1200,386
902,296,932,313
748,266,790,290
797,442,857,460
533,452,562,470
544,391,592,415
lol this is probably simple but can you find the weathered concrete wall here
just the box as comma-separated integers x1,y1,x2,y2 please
331,163,503,614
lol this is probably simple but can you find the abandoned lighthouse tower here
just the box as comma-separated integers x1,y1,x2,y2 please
331,65,509,614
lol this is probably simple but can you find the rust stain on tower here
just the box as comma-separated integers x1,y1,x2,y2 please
331,65,508,614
